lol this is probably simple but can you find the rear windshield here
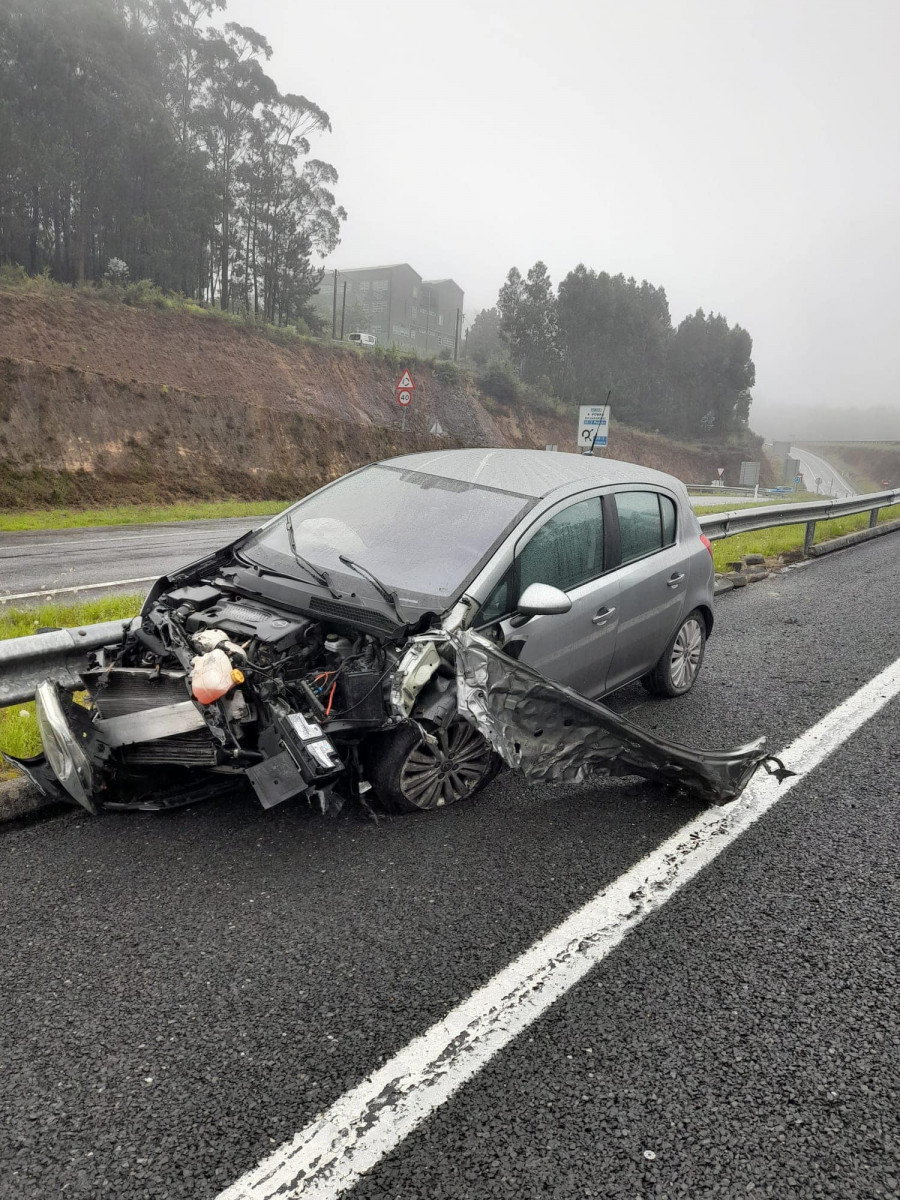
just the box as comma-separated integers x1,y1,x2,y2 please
243,464,532,615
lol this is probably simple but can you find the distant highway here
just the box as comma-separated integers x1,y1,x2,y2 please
791,445,856,498
1,496,743,605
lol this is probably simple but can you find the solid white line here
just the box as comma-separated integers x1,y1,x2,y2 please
0,577,157,603
217,653,900,1200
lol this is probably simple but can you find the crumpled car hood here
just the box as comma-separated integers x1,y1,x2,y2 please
452,629,789,806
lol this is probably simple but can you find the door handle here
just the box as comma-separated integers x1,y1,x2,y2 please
667,572,685,588
592,606,616,626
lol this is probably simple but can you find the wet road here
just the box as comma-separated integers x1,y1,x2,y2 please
2,532,899,1198
791,446,857,498
0,517,262,602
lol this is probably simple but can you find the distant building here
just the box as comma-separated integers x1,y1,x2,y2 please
313,264,464,356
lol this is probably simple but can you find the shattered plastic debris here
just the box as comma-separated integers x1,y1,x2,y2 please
452,629,791,806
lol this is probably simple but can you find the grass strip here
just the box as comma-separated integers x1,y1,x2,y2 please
710,503,900,572
0,498,288,532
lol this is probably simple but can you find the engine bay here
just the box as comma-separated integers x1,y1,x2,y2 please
75,577,425,814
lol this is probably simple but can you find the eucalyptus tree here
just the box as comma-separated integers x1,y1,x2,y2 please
497,261,559,385
0,0,345,318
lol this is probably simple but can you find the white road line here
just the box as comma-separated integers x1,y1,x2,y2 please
217,652,900,1200
0,577,157,603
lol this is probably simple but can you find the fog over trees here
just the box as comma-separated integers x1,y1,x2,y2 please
0,0,345,324
491,262,756,437
0,1,760,440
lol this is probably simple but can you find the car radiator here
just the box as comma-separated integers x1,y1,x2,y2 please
92,668,218,767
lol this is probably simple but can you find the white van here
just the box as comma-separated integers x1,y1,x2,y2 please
347,332,377,347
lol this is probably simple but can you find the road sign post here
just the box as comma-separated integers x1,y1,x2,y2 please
395,370,415,432
577,404,610,455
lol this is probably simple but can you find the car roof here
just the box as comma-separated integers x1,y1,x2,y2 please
381,448,685,500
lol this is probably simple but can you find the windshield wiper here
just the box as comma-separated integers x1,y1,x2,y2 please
284,514,342,599
338,554,405,624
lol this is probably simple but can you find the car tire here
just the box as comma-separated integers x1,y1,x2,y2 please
641,609,707,698
365,716,499,814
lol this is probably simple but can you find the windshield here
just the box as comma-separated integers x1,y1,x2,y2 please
242,464,532,614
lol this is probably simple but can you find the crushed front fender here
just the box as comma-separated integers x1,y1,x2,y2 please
452,630,789,806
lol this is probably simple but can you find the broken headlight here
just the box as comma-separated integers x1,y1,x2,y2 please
34,681,96,813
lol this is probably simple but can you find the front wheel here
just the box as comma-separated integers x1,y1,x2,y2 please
364,716,499,814
642,609,707,698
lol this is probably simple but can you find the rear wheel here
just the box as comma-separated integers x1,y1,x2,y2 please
365,716,498,814
642,609,707,698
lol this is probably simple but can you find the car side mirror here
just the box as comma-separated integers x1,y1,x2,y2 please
509,582,572,627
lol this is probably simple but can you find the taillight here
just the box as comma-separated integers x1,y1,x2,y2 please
700,534,713,557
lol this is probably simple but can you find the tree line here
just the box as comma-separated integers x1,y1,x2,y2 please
467,263,756,437
0,0,345,325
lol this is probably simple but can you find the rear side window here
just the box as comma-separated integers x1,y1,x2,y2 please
615,491,672,563
660,495,677,545
518,496,604,594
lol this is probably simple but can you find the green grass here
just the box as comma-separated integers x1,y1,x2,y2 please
0,594,143,774
0,594,142,641
0,498,288,532
710,503,900,572
0,705,40,767
691,490,821,508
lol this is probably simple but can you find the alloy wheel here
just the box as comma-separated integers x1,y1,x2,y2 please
398,717,494,810
670,617,704,689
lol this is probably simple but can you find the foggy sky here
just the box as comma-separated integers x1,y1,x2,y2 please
226,0,900,439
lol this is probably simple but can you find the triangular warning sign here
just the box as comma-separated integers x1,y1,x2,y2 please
396,369,415,391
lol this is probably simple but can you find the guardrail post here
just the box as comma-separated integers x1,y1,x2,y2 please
803,521,816,556
868,508,880,529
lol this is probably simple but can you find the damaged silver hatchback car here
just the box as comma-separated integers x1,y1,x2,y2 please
11,449,783,816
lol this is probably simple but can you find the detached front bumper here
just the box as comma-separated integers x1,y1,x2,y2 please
3,679,245,814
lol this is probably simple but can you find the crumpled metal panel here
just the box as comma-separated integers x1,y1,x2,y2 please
452,630,788,806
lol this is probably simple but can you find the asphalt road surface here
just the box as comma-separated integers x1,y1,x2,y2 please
2,532,899,1198
791,446,857,498
2,499,738,603
0,517,261,602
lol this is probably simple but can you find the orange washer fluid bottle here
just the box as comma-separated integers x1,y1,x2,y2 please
191,648,236,705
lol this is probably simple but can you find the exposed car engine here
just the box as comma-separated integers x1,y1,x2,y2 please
58,574,435,815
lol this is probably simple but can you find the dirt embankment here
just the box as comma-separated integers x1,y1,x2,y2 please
0,287,771,507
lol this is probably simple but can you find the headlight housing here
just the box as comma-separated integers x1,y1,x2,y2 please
34,681,96,814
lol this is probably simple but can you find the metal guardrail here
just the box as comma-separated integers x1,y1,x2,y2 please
698,488,900,549
0,488,898,711
0,619,130,708
686,483,758,496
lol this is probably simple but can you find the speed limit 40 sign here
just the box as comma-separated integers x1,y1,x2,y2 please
396,369,415,407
